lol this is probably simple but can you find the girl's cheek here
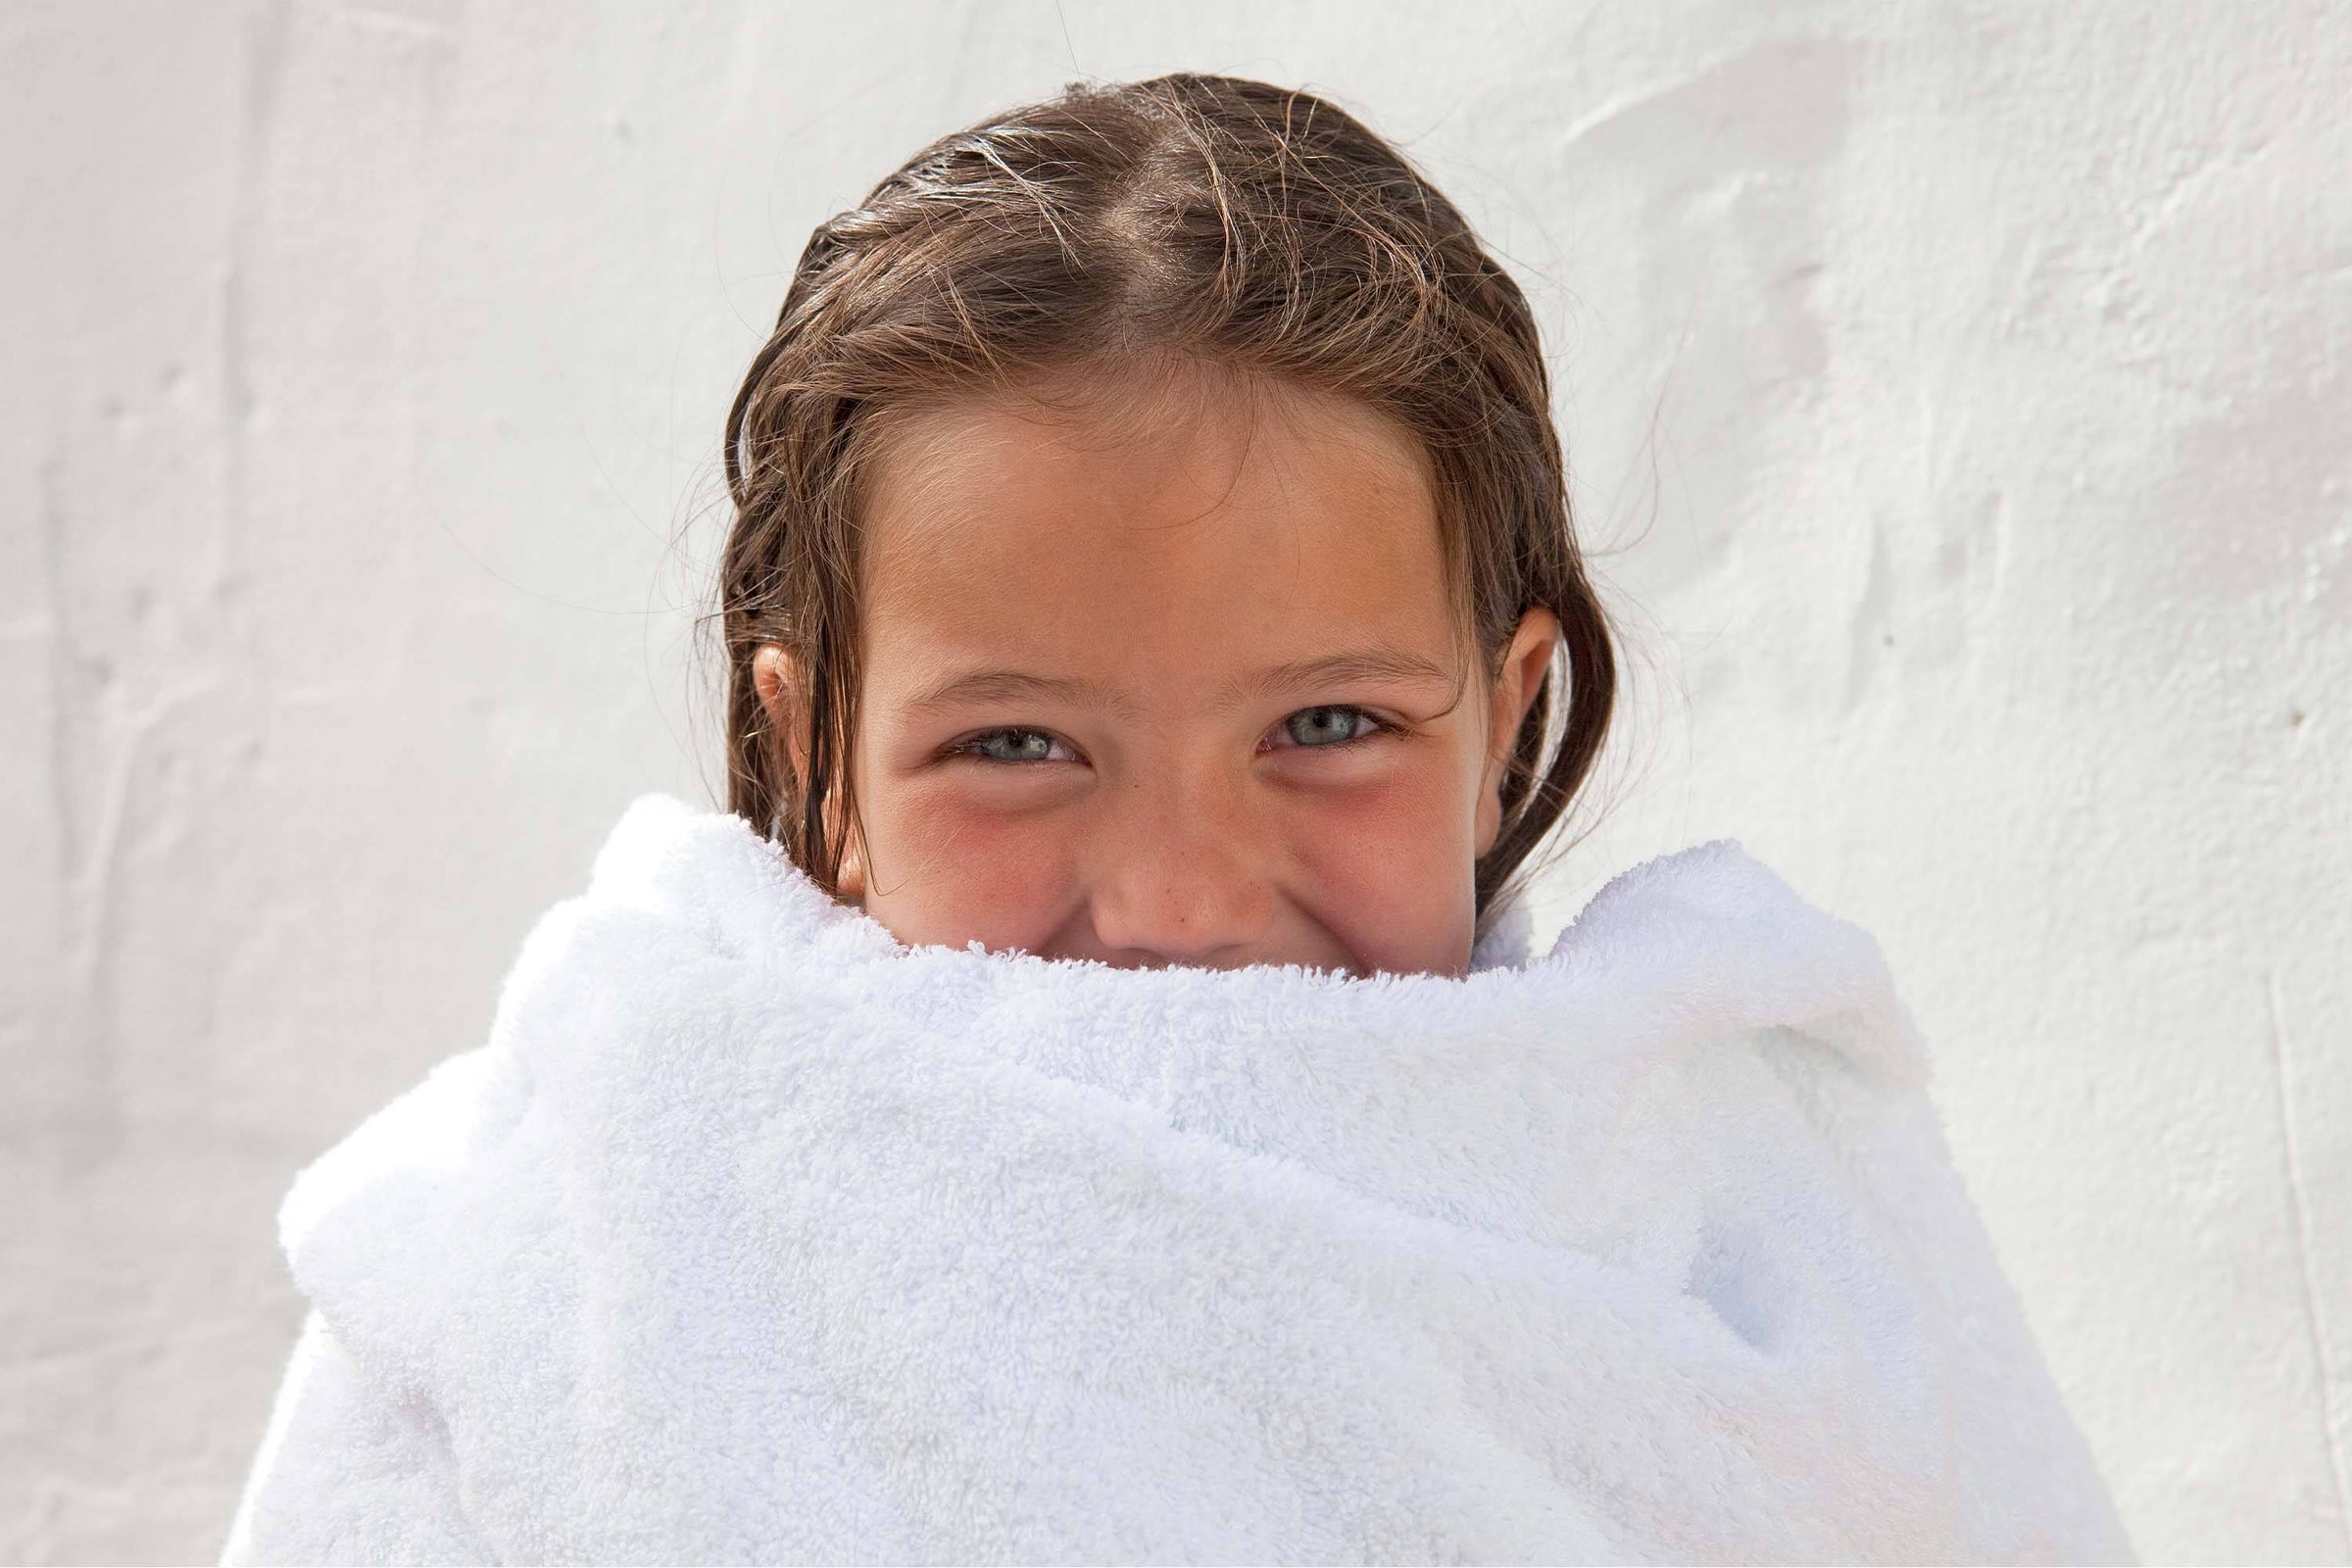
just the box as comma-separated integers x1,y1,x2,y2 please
864,772,1081,949
1278,760,1478,962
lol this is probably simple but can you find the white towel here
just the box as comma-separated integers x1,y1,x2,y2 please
220,794,2132,1565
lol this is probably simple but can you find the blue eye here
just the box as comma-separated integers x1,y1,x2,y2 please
1281,706,1379,748
961,728,1067,763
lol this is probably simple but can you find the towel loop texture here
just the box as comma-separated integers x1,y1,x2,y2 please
222,794,2134,1565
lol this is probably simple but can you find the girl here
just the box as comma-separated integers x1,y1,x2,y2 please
222,74,2132,1564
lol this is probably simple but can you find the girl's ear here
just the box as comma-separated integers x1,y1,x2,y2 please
1475,608,1562,858
752,642,868,902
752,644,810,782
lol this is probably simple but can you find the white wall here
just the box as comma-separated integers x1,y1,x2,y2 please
4,1,2344,1559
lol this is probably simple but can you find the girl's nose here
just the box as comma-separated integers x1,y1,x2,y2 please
1086,779,1276,968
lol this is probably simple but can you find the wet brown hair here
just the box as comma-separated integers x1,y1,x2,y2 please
719,73,1614,939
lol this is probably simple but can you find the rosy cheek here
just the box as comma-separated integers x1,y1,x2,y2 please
859,773,1078,952
1279,762,1476,970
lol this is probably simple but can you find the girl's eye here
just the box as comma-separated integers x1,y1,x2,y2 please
958,728,1073,763
1276,705,1383,749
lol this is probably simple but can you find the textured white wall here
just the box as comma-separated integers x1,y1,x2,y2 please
4,1,2343,1560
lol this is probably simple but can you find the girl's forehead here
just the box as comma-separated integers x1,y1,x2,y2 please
855,370,1462,682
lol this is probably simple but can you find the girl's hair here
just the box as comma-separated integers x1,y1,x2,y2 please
719,73,1615,936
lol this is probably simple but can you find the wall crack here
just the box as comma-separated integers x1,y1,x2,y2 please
2269,970,2352,1558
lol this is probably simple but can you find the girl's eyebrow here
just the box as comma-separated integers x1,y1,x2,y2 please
1223,647,1454,703
907,647,1452,719
906,668,1144,719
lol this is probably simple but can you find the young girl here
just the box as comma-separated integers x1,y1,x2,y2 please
222,74,2132,1564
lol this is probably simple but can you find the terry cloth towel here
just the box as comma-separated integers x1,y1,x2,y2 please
220,794,2133,1566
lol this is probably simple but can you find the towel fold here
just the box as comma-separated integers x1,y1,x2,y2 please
221,794,2132,1565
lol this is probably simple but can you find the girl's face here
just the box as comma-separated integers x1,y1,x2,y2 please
754,365,1558,978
